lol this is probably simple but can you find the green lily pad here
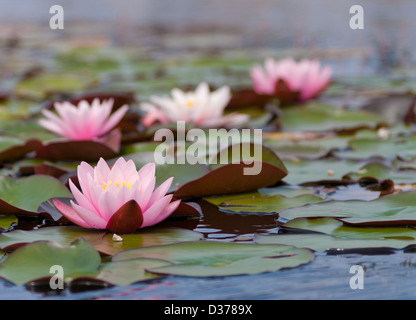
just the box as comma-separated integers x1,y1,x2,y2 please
264,140,330,160
0,226,203,256
278,103,385,132
209,142,287,174
0,175,72,216
279,191,416,226
0,238,100,286
282,158,365,185
343,161,416,184
14,73,97,100
335,136,416,160
215,194,323,214
112,241,314,277
255,217,416,251
97,258,172,286
0,215,17,231
204,186,318,207
0,137,42,162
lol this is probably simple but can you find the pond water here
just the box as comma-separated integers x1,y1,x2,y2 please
1,0,416,76
1,184,414,300
1,0,416,300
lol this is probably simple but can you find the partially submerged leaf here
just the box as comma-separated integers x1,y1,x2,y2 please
335,136,416,160
279,191,416,226
174,143,288,199
0,175,72,216
113,241,314,277
256,217,416,252
0,137,42,162
97,258,172,286
278,103,385,132
0,238,100,286
35,130,121,162
215,194,323,215
0,226,203,256
343,161,416,184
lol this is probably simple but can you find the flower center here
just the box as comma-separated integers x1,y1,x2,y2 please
101,181,132,190
185,99,195,108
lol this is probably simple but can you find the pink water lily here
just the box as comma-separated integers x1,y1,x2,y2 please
140,82,249,128
53,157,180,234
250,57,332,102
39,98,129,140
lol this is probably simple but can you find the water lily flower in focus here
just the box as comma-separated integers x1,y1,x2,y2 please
140,82,249,128
250,57,332,103
39,98,129,140
53,157,180,234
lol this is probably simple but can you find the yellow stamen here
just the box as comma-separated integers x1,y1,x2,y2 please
185,100,194,108
101,181,132,190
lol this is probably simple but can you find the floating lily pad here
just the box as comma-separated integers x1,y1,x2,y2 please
255,217,416,252
209,142,287,173
0,215,17,230
282,158,365,185
0,137,42,162
215,194,323,215
278,103,385,132
112,241,314,277
0,226,203,256
35,129,121,162
0,175,72,216
335,136,416,160
97,258,172,286
0,238,101,286
279,191,416,226
265,140,330,160
204,186,319,207
343,162,416,184
174,143,288,199
14,73,97,100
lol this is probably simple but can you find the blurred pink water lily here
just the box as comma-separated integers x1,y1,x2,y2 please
140,82,249,128
250,57,332,103
53,157,180,234
39,98,129,140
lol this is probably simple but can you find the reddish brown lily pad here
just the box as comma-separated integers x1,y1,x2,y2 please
35,129,121,162
226,88,271,110
174,161,287,199
0,138,42,162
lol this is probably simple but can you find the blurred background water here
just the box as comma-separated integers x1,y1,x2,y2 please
1,0,415,76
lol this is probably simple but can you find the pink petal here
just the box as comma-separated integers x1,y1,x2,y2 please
77,162,95,202
141,195,176,228
137,176,156,212
107,161,125,183
141,104,169,127
38,119,66,137
146,200,181,227
71,201,108,229
98,104,129,136
53,199,91,228
69,179,98,214
93,158,111,185
97,185,128,221
148,177,173,205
